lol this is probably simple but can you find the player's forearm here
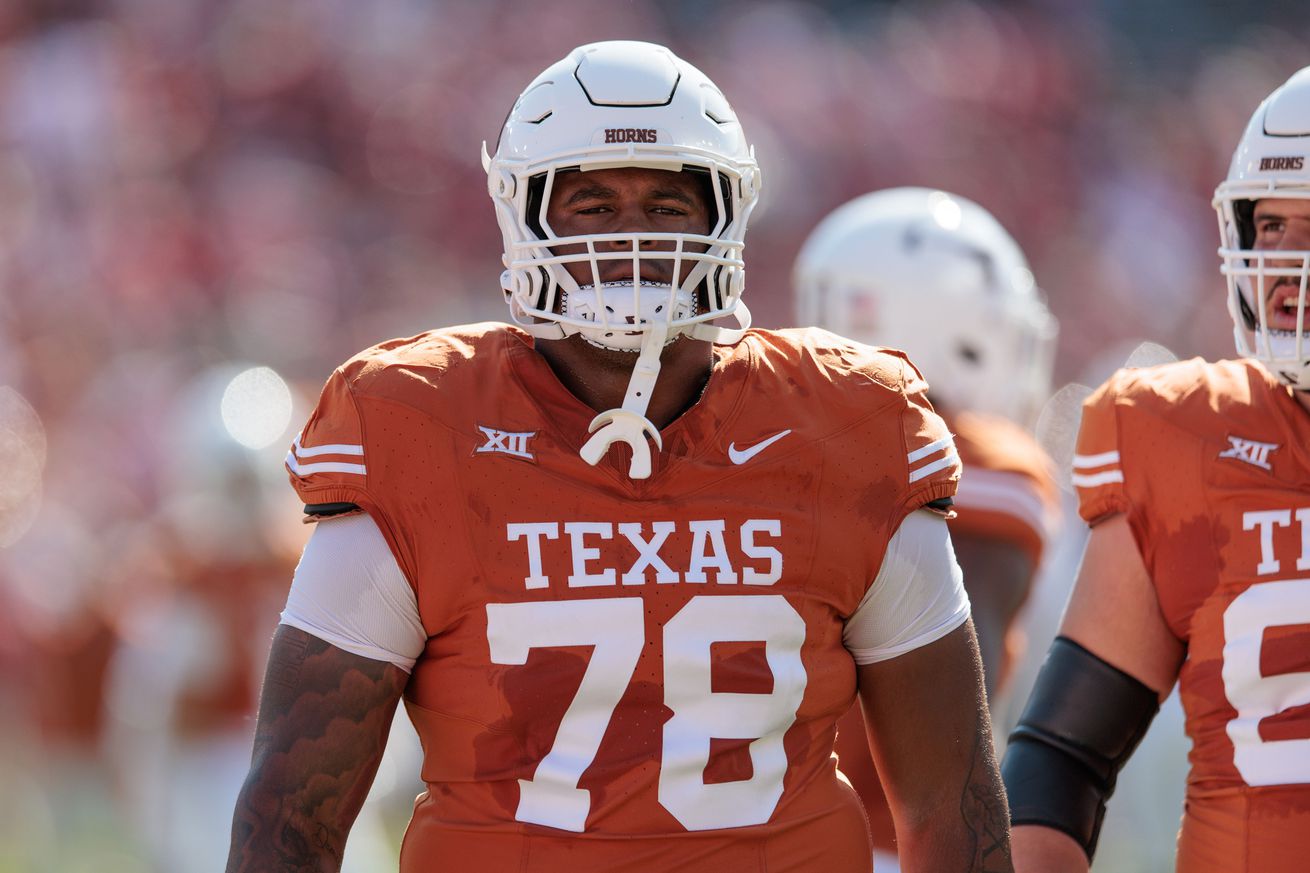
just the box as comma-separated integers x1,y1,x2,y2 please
898,803,1013,872
898,718,1013,873
226,765,348,873
1010,824,1089,873
863,622,1015,873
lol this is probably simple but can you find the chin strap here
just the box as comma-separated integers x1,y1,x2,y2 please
579,323,667,479
687,300,752,344
575,301,753,479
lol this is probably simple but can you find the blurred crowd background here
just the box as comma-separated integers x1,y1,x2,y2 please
0,1,1306,871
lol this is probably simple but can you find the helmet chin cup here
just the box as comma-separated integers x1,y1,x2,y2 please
567,281,696,353
578,321,669,479
581,409,663,479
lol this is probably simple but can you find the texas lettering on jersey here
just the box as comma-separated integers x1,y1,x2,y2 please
1242,508,1310,576
505,518,784,589
286,323,960,873
1073,358,1310,872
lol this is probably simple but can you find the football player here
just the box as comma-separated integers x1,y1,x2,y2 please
224,42,1012,873
794,188,1060,871
1004,66,1310,872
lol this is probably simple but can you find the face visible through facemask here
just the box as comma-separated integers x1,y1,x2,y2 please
544,167,712,351
1252,198,1310,333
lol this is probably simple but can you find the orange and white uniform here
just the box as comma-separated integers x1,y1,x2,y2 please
284,323,964,873
1072,358,1310,872
950,412,1059,569
833,411,1058,855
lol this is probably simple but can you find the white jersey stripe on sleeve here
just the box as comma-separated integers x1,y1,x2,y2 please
1071,470,1124,488
288,431,368,476
1070,449,1120,489
908,435,954,464
286,451,367,477
906,434,958,485
1072,450,1120,469
293,433,365,457
908,449,959,483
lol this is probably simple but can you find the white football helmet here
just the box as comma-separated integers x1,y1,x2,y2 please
1213,65,1310,391
793,188,1057,426
482,41,762,478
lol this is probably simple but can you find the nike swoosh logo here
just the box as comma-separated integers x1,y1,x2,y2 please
728,429,793,465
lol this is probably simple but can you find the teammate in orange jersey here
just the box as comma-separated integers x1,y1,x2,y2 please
794,188,1061,870
224,42,1012,873
1004,66,1310,873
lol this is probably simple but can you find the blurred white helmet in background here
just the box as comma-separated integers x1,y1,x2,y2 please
1213,65,1310,390
482,40,762,352
794,187,1057,426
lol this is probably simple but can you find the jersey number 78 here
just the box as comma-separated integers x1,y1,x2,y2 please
486,595,808,832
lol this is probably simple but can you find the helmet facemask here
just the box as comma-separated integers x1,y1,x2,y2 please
510,164,743,353
1215,193,1310,389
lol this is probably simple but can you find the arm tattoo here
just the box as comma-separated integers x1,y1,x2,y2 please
265,628,311,691
226,627,407,873
960,712,1013,873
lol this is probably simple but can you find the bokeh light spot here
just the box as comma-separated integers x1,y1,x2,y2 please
929,191,962,230
220,366,292,449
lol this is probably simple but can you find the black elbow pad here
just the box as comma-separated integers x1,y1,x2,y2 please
1001,636,1160,859
303,502,361,519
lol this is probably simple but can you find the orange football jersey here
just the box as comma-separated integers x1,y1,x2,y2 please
833,410,1058,855
286,323,960,873
1073,358,1310,873
951,412,1059,567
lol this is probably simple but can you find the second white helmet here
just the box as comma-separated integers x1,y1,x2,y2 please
794,187,1057,425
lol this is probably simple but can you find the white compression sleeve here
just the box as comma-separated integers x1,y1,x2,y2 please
280,512,425,672
843,509,971,665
